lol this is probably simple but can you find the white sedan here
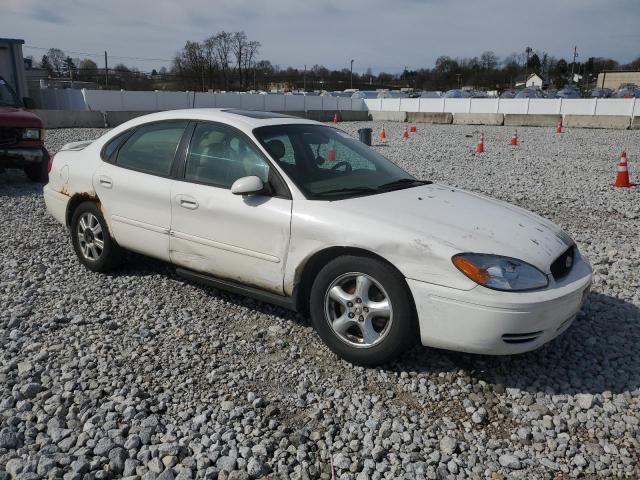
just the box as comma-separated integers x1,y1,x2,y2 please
44,109,592,366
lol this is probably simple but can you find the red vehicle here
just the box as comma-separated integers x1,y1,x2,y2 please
0,76,49,182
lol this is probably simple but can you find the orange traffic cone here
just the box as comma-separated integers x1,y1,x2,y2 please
410,125,417,133
327,141,337,161
332,113,339,124
402,127,409,139
475,133,485,153
511,129,518,146
379,126,387,141
612,151,635,188
556,121,562,134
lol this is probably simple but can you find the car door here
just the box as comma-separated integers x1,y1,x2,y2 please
94,120,188,262
169,121,292,294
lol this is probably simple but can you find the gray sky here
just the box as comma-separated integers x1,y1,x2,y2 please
3,0,639,73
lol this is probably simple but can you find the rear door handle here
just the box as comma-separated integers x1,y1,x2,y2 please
98,175,113,188
177,195,198,210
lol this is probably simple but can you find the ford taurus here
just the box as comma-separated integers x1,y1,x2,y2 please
44,109,592,365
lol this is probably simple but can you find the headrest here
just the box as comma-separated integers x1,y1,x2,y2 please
265,139,285,160
199,130,226,147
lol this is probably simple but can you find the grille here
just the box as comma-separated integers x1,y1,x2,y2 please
502,331,543,344
550,246,575,280
0,127,20,147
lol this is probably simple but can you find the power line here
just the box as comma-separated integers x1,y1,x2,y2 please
24,45,173,63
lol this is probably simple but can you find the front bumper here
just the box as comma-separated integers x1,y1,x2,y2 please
408,252,593,355
0,146,48,167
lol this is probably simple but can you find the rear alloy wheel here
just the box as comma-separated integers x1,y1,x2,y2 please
310,255,417,366
70,201,123,272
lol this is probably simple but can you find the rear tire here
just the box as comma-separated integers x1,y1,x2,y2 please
70,201,123,272
309,255,417,366
24,160,48,183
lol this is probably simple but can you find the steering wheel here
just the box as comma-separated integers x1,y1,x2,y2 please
331,161,352,172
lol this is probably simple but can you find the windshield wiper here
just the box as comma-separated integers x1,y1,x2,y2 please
313,186,380,197
377,178,432,191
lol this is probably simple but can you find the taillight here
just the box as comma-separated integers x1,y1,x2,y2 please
47,154,55,173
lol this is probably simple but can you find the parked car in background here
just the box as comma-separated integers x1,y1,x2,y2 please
515,88,545,99
351,91,379,99
378,90,408,98
419,91,443,98
43,109,592,366
590,87,612,98
612,84,640,98
500,90,517,99
0,76,49,182
556,85,581,99
444,89,471,98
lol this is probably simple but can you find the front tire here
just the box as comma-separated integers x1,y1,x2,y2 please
309,255,417,366
70,201,123,272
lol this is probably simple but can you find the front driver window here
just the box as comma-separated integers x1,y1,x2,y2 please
185,123,269,188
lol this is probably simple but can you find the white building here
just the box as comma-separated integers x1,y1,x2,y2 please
525,74,545,88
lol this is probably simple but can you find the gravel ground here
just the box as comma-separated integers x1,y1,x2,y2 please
1,123,639,480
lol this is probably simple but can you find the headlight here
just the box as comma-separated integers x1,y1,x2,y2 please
22,128,41,140
452,253,548,291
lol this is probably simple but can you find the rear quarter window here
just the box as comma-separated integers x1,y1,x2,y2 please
101,132,130,162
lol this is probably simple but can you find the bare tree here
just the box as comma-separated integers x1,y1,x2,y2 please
202,35,220,89
480,51,498,70
243,40,261,89
173,41,206,90
47,48,66,76
78,58,98,82
214,32,233,90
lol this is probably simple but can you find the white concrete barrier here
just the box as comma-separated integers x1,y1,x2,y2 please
504,114,562,127
563,115,630,129
35,110,105,128
453,113,503,125
368,111,407,122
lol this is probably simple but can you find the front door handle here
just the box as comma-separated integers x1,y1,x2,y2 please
177,195,198,210
99,175,113,188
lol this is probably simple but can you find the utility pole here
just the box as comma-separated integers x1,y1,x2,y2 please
571,46,578,84
303,65,306,92
104,51,108,89
350,59,354,89
524,46,532,84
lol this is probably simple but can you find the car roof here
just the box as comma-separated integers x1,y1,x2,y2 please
121,108,322,131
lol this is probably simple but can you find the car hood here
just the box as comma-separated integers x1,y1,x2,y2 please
0,106,43,128
338,184,573,274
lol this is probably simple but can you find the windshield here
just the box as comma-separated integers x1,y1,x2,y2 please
253,124,425,200
0,78,21,107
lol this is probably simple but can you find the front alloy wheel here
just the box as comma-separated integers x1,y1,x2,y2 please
310,255,417,366
324,272,393,347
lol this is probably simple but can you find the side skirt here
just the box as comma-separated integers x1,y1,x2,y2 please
175,267,298,312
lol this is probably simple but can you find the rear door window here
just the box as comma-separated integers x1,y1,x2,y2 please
116,121,188,176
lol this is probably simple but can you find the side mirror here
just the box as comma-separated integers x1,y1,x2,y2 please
22,97,36,109
231,176,265,196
